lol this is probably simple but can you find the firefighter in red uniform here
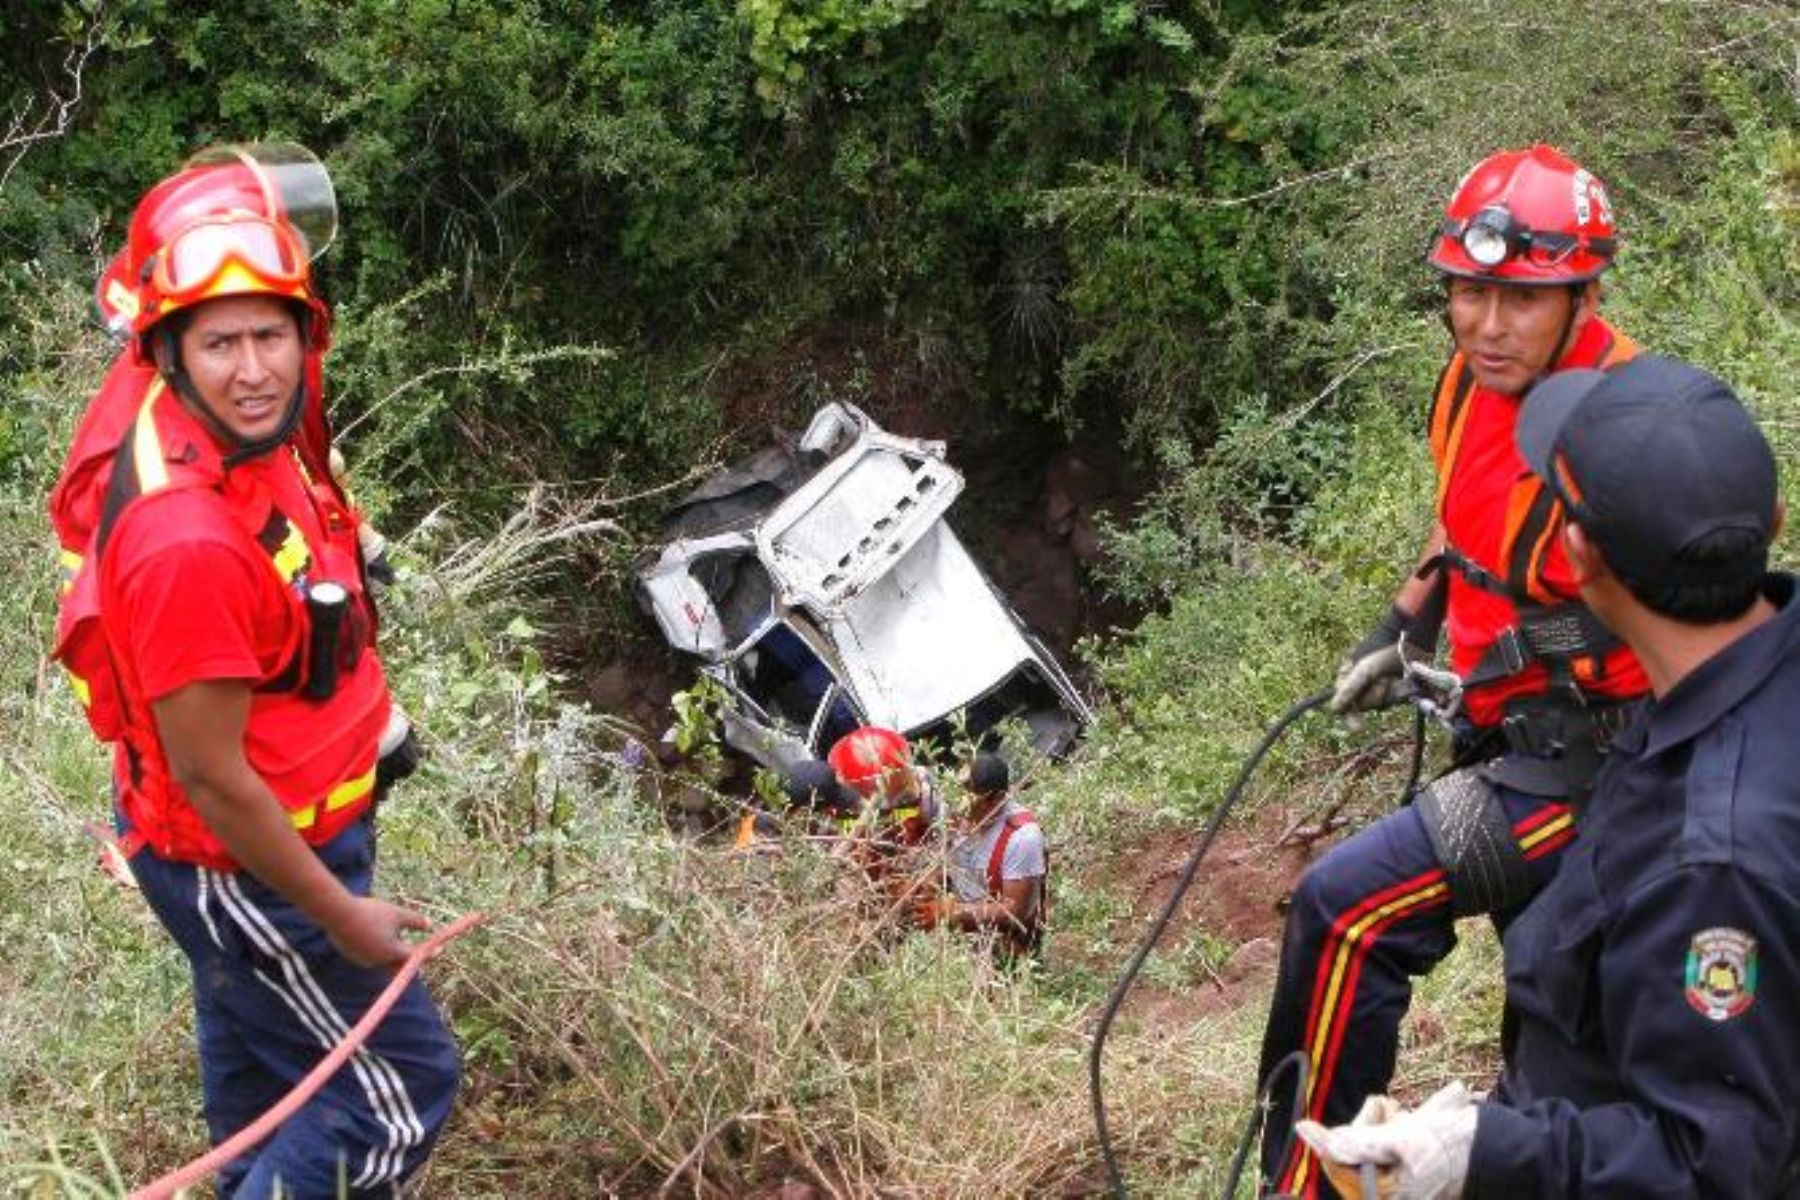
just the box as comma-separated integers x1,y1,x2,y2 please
824,726,944,917
50,145,458,1198
826,726,940,850
1256,145,1652,1197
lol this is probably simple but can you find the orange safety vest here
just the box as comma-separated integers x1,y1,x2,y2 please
53,379,384,868
1426,323,1643,699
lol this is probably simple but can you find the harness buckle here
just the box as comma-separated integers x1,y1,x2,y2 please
1501,708,1565,759
1493,627,1530,675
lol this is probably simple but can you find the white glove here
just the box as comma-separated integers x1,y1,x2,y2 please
1334,644,1405,715
1295,1082,1479,1200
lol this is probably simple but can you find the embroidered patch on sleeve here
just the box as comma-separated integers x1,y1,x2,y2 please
1685,927,1758,1022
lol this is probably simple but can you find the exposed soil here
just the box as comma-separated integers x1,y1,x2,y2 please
1092,804,1328,1029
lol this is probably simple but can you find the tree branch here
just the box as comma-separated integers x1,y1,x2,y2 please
0,6,105,192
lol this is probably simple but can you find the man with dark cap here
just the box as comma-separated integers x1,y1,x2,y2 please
1298,355,1800,1198
911,754,1048,958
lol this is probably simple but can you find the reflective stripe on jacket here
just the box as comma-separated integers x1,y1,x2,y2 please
77,382,386,868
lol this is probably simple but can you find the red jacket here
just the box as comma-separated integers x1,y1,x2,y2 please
59,375,386,868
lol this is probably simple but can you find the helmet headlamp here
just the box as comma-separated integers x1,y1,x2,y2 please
1426,146,1620,284
1440,205,1616,274
1460,207,1516,267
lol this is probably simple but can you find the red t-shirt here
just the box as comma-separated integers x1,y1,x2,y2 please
1437,318,1649,726
102,425,389,868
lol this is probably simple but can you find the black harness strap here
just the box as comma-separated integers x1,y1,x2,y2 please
251,508,308,693
94,412,145,563
1431,543,1509,597
1427,540,1623,695
1462,604,1622,693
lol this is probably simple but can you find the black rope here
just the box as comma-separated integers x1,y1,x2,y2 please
1404,704,1428,803
1089,689,1331,1199
1090,689,1432,1199
1223,1050,1310,1198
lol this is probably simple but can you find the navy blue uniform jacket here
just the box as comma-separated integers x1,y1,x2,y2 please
1469,576,1800,1198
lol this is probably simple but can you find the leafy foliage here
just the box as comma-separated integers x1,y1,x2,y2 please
0,0,1796,1193
3,0,1352,513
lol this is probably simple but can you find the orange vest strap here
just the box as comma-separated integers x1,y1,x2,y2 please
1429,354,1477,514
1498,476,1566,606
1598,328,1638,369
1491,334,1641,605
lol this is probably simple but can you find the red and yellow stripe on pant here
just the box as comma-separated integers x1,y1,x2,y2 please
1275,802,1575,1197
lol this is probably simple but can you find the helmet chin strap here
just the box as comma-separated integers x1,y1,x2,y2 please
1439,278,1591,395
155,323,307,466
1522,283,1586,393
221,382,307,467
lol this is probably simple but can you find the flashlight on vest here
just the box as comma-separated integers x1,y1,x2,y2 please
303,580,348,701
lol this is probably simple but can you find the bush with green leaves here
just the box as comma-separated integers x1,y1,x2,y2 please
2,0,1368,516
1084,0,1798,821
1,0,1796,1194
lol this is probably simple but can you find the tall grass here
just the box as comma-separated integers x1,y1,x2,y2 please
1,1,1794,1195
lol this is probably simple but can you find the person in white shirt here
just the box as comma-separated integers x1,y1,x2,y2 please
912,753,1048,958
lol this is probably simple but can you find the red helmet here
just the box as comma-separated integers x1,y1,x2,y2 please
827,726,911,799
1428,145,1617,285
97,143,336,350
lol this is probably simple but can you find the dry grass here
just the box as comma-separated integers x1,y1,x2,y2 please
410,810,1246,1198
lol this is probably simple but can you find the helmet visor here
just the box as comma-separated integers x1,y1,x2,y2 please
153,215,309,304
185,142,337,260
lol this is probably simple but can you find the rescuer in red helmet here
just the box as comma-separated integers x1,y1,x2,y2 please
49,144,458,1197
1255,145,1653,1198
827,725,942,850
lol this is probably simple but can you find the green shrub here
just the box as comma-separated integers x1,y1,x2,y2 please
1,0,1795,1193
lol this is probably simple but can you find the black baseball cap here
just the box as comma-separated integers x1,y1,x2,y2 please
962,753,1011,797
1515,355,1776,588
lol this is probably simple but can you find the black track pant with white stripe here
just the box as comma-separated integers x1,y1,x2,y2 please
129,815,460,1198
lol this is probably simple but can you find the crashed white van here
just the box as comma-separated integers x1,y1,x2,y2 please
636,403,1093,772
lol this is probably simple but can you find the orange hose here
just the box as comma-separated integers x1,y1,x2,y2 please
129,912,485,1200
